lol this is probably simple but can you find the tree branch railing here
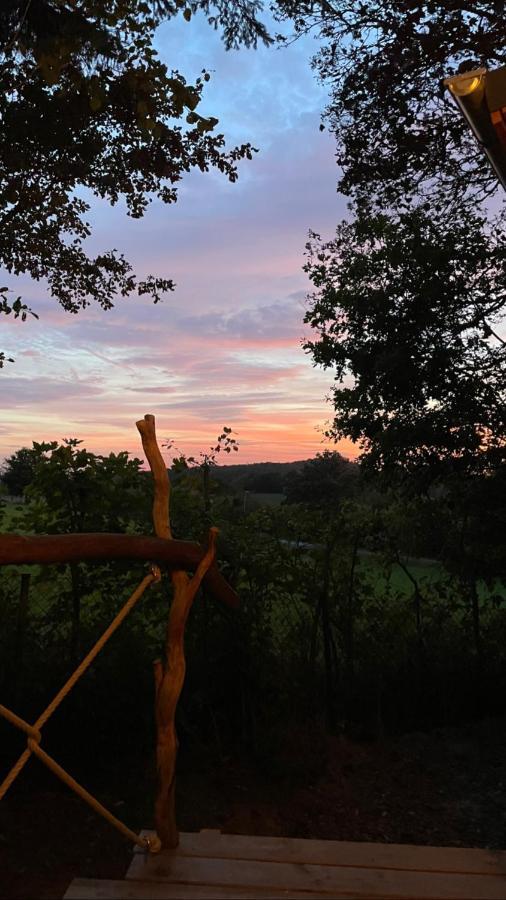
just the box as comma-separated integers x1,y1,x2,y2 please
0,414,239,854
0,533,238,609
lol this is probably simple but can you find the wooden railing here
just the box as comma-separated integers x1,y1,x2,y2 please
0,414,238,853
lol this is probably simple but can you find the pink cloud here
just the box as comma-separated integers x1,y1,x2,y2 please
0,19,351,468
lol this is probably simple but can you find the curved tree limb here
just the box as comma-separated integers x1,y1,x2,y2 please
0,533,238,610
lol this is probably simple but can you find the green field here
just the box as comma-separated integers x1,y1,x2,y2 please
358,554,442,593
357,554,506,601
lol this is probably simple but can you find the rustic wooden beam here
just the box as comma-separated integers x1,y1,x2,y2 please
136,413,222,851
0,533,238,610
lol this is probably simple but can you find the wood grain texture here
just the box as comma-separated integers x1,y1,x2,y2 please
0,533,238,609
136,415,171,541
135,415,220,850
125,852,506,899
64,878,340,898
65,831,506,899
130,830,506,877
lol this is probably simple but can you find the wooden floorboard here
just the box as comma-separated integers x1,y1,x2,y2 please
131,829,506,876
126,852,506,899
64,877,342,898
64,830,506,900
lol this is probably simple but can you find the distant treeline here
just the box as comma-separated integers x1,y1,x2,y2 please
210,455,359,496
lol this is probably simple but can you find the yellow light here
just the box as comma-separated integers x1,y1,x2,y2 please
447,74,483,97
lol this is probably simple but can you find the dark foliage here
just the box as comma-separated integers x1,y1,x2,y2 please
0,1,271,364
274,0,506,211
0,446,42,495
2,438,505,766
284,450,359,505
303,207,506,478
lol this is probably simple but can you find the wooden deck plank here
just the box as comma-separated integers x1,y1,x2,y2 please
130,830,506,878
64,878,338,899
125,853,506,899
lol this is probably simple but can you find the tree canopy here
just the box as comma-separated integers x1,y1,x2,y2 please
284,450,358,506
1,437,151,530
274,1,506,211
303,207,506,478
0,444,42,495
267,2,506,480
0,0,271,365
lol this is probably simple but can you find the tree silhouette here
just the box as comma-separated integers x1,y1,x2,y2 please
0,1,270,364
275,1,506,211
303,206,506,478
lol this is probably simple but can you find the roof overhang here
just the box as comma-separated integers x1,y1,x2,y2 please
444,65,506,191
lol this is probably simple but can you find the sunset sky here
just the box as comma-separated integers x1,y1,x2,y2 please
0,11,354,467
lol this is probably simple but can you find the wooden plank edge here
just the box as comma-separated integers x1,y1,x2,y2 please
63,877,349,899
125,853,506,899
131,830,506,878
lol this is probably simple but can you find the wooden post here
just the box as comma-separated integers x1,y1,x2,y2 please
13,573,30,703
136,414,218,849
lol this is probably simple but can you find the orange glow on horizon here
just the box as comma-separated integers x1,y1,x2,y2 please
1,412,360,467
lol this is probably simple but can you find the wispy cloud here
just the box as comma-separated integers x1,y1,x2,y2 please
1,376,104,408
0,13,353,465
